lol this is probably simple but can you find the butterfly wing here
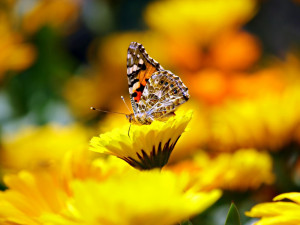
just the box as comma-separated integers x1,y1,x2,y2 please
137,70,190,120
127,42,163,114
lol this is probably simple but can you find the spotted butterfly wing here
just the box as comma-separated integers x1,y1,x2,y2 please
137,70,189,121
127,42,163,114
126,42,190,124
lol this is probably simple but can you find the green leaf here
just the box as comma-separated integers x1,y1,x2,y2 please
180,220,193,225
224,203,241,225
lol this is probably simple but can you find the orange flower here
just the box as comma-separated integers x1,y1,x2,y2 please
229,68,285,100
166,38,204,72
188,69,229,105
209,31,262,71
190,67,286,105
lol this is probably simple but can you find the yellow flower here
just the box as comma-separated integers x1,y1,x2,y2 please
90,111,192,170
145,0,256,44
0,151,221,225
167,149,275,191
1,124,90,172
22,0,80,34
0,150,133,225
212,149,274,190
0,171,69,225
206,82,300,151
43,170,221,225
246,192,300,225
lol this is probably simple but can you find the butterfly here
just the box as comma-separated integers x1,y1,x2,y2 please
125,42,190,125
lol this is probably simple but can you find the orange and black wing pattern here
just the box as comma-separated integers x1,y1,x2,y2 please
127,42,163,114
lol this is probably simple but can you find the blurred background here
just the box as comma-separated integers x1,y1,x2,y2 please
1,0,300,224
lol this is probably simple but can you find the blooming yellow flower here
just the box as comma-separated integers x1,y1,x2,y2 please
42,170,221,225
0,151,221,225
0,124,91,172
0,171,69,225
206,82,300,151
0,151,133,224
90,111,192,170
246,192,300,225
167,149,274,191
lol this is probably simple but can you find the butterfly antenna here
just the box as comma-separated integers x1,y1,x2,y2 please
121,96,131,113
90,107,126,115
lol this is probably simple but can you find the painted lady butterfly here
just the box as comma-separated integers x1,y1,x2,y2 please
126,42,190,125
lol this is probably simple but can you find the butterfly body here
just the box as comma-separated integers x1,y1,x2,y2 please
126,42,189,125
126,112,154,125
